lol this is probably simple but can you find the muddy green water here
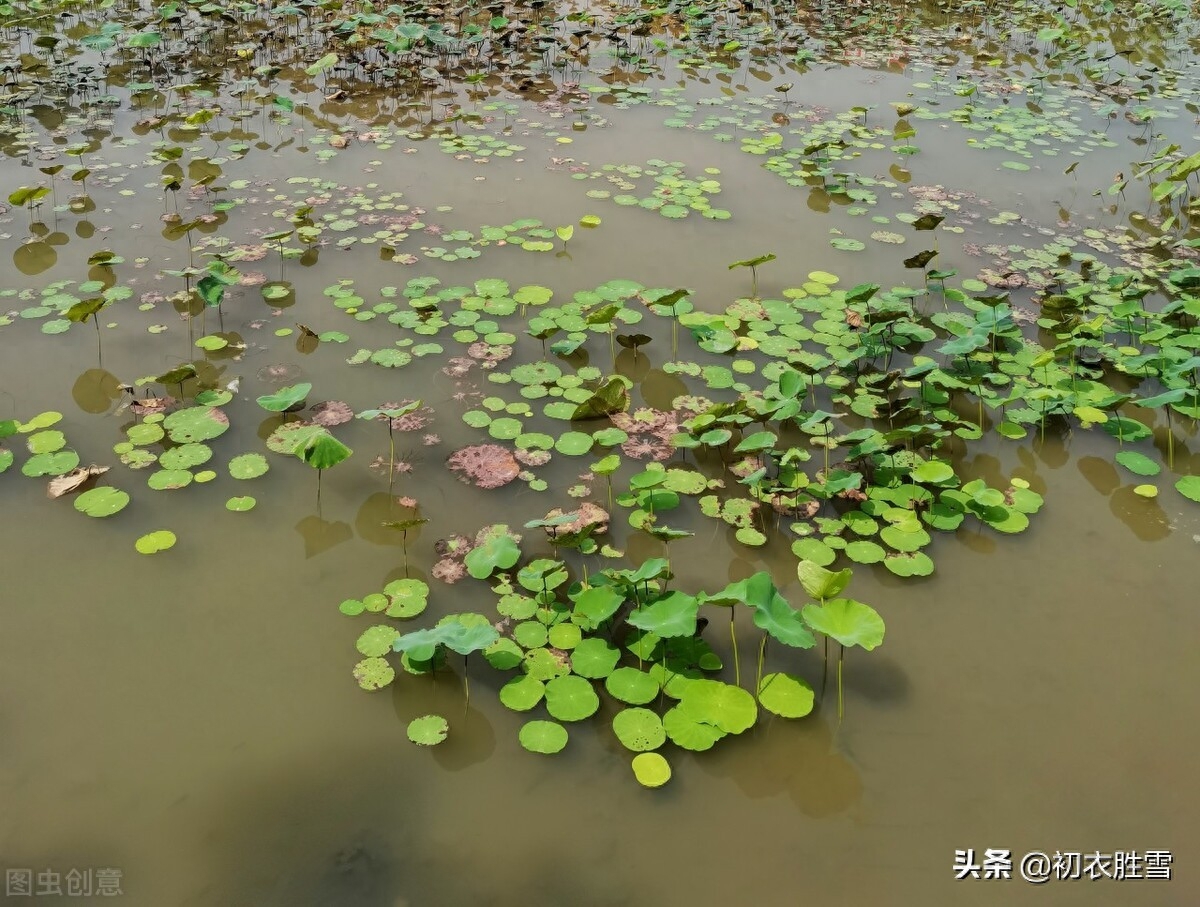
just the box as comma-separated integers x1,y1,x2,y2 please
2,1,1199,904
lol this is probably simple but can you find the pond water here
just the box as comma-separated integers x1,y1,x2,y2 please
1,1,1199,904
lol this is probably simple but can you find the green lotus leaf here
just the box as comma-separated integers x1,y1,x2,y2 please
547,623,581,650
554,431,593,456
383,578,428,618
571,376,631,420
147,469,192,491
844,540,886,564
23,450,80,477
911,459,956,484
802,598,885,650
357,625,401,657
407,714,448,746
499,675,546,711
226,495,256,511
439,619,500,656
484,638,524,670
465,526,521,578
134,529,176,555
628,591,698,639
1176,476,1200,503
295,429,352,469
519,719,567,754
74,486,129,517
523,647,571,682
631,752,671,788
339,599,365,617
256,382,312,413
229,453,269,479
569,637,620,678
612,708,666,752
127,422,165,445
677,679,757,735
796,560,853,600
663,705,727,751
353,657,394,691
514,621,549,649
159,443,211,471
27,430,66,454
757,672,815,718
543,674,600,721
163,406,230,443
606,667,660,705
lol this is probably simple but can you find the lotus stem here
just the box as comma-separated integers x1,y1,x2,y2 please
837,644,845,723
755,635,767,699
729,609,741,687
463,654,470,709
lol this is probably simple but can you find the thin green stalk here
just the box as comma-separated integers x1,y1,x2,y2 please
729,609,741,687
755,635,767,697
837,644,845,722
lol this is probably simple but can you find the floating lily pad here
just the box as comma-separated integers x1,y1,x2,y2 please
407,714,448,746
612,708,666,752
226,495,256,511
631,752,671,788
757,672,815,718
383,578,429,618
605,667,660,705
353,657,394,691
519,719,568,754
229,452,269,479
74,486,129,517
357,625,401,657
499,675,545,711
543,674,600,721
134,529,176,555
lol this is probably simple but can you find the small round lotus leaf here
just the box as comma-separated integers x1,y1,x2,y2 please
497,593,537,620
0,449,12,474
519,719,568,754
735,526,767,547
568,637,620,679
361,592,389,613
163,406,230,443
27,430,66,454
631,752,671,788
547,623,582,650
357,625,401,657
677,679,758,734
606,667,660,705
1175,476,1200,503
339,598,365,616
74,486,129,517
514,620,549,649
524,647,571,681
499,674,545,711
911,459,956,484
544,674,600,721
134,529,176,555
23,450,80,477
757,672,815,718
1134,484,1158,498
510,361,562,385
229,452,269,479
382,579,428,618
845,540,886,564
791,537,836,565
127,422,165,445
488,417,523,440
554,431,593,456
884,551,934,577
226,495,256,511
407,714,448,746
265,422,324,455
613,708,666,752
148,469,193,491
194,470,217,483
159,443,212,470
1114,450,1159,477
663,705,726,751
484,638,524,670
353,657,395,691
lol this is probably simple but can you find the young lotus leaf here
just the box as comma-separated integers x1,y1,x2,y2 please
554,432,593,456
391,627,448,662
134,529,176,555
569,637,621,679
519,719,568,754
226,495,256,512
159,443,211,470
27,430,66,454
464,526,521,579
147,469,192,491
357,625,401,657
295,429,352,469
662,705,727,752
677,679,758,734
74,486,129,517
353,657,394,691
570,377,631,420
612,708,666,752
796,560,853,600
606,667,660,705
514,621,549,650
256,382,312,413
229,453,269,479
802,598,885,650
631,752,671,788
543,674,600,722
547,623,582,650
628,591,699,638
407,714,449,746
383,578,428,618
438,619,500,656
523,648,571,682
499,675,545,711
0,449,14,474
757,673,815,718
